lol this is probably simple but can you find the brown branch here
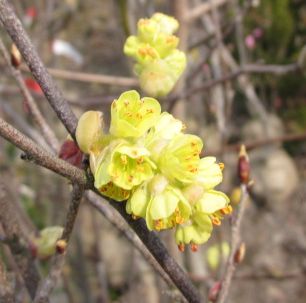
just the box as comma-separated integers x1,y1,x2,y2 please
0,0,78,137
0,38,59,152
217,184,249,303
168,62,300,112
0,179,41,299
0,117,87,186
34,184,84,303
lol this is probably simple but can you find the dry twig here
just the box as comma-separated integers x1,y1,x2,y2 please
217,184,249,303
21,65,139,87
34,184,84,303
168,63,300,112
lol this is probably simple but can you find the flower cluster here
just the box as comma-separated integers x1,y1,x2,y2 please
124,13,186,97
76,90,231,251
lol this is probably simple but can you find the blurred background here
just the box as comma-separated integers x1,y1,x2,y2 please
0,0,306,302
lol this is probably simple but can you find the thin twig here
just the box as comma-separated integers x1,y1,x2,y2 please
0,38,59,152
20,65,139,87
61,184,84,242
0,0,78,137
205,131,306,156
34,184,84,303
217,184,249,303
0,117,87,186
168,62,300,111
232,0,247,64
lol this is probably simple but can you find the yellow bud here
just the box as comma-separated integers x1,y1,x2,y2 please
76,111,104,154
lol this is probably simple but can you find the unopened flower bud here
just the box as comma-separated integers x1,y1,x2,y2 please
59,138,83,168
32,226,63,260
234,242,246,264
11,44,22,68
76,111,104,154
56,239,67,254
238,145,250,184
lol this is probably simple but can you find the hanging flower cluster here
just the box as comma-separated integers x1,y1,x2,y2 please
124,13,186,97
76,90,231,251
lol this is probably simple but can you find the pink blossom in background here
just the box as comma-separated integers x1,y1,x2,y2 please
245,35,256,49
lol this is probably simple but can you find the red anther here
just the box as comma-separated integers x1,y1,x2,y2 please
178,243,185,252
132,214,140,220
190,243,198,252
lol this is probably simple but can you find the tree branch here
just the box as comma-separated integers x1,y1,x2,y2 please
0,117,87,186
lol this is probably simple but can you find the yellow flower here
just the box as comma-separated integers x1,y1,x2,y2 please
126,175,191,231
110,90,161,138
158,134,203,184
94,140,155,191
